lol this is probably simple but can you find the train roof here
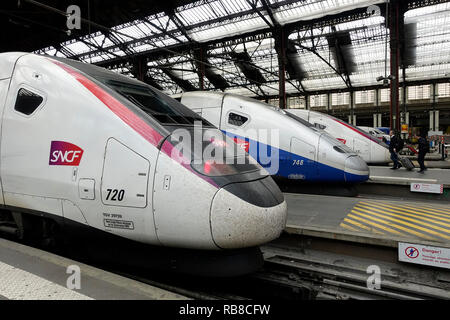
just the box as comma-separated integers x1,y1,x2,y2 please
0,52,28,79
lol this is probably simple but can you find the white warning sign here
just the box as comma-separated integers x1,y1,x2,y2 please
398,242,450,269
103,219,134,230
410,183,443,194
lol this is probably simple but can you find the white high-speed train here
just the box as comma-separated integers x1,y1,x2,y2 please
0,53,287,274
175,91,369,183
287,109,390,163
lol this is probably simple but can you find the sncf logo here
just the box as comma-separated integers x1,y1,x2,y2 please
233,137,250,152
49,141,83,166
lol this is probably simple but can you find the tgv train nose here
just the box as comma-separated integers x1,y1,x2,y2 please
344,155,369,183
210,177,287,249
385,147,391,162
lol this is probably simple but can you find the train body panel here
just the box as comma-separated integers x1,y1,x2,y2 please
0,53,287,253
1,53,161,244
177,91,369,183
287,109,391,164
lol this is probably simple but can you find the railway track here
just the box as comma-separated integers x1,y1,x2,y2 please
2,231,450,300
258,246,450,300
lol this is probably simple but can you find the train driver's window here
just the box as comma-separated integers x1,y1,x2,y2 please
228,112,248,126
14,88,44,116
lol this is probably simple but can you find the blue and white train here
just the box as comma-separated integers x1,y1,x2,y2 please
175,92,369,183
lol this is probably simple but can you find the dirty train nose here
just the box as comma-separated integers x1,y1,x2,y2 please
344,155,369,183
209,177,287,249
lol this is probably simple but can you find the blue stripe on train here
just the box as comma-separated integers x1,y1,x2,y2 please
223,130,368,183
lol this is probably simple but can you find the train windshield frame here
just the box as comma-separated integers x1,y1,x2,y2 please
105,80,212,127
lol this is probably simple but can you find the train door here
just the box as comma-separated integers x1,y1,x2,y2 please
99,138,150,238
290,137,317,179
0,79,10,204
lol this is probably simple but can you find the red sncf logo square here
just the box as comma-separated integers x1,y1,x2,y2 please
49,141,83,166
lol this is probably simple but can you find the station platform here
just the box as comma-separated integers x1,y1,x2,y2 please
284,193,450,248
0,238,187,300
368,165,450,187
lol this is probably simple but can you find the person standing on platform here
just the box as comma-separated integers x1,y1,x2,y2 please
389,130,403,170
417,132,429,173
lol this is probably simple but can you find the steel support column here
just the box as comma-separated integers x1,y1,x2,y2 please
275,27,287,109
194,47,206,90
389,0,401,131
131,58,147,81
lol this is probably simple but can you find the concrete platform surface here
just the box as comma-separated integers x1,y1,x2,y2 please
0,238,187,300
369,166,450,187
285,193,450,248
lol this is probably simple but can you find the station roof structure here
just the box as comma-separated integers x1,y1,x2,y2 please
2,0,450,100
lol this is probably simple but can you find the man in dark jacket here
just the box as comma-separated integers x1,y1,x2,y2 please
417,133,429,173
389,130,403,169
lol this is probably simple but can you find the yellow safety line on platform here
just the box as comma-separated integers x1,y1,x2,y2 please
357,203,450,229
347,213,406,236
361,201,450,218
350,210,436,240
359,201,450,222
342,217,384,234
405,204,450,215
384,203,450,217
362,201,450,217
339,222,359,232
351,208,443,240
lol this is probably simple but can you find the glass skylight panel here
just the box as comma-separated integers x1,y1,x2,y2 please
285,82,301,94
225,86,257,96
297,49,337,78
133,43,154,53
117,24,148,39
302,76,346,91
405,2,450,19
221,0,252,14
406,63,450,81
209,1,230,16
273,0,385,25
84,33,114,48
335,15,384,32
189,14,267,42
63,41,91,55
36,46,57,56
405,2,450,75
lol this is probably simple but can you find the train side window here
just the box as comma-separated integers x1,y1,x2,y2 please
228,112,248,126
14,88,43,115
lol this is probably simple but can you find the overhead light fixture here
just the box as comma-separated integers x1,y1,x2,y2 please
376,75,394,86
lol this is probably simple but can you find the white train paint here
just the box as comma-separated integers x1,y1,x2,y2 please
175,91,369,183
0,52,287,251
286,109,391,163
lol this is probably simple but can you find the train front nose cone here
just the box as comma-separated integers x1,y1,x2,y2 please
210,177,287,249
385,147,391,162
344,155,369,183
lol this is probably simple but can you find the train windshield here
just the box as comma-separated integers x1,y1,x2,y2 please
284,111,314,128
106,80,212,127
168,128,263,177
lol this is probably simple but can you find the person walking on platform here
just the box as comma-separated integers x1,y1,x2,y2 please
417,133,429,173
389,130,404,170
